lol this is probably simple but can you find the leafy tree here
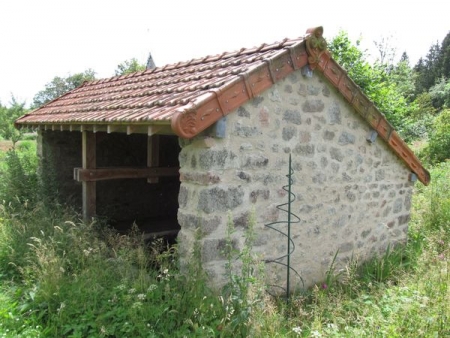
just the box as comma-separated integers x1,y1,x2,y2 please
429,77,450,110
413,32,450,96
328,31,410,132
390,52,416,102
400,92,435,142
414,42,442,95
421,109,450,164
440,31,450,79
373,35,397,70
114,58,146,76
32,69,96,108
0,97,28,147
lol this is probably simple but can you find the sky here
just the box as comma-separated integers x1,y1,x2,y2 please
0,0,449,107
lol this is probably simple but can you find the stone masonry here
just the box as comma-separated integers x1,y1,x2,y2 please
177,70,414,290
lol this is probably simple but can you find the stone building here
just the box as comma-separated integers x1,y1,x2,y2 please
16,27,429,290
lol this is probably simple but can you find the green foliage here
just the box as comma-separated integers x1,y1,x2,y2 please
420,109,450,164
390,54,417,102
414,31,450,95
0,142,39,209
32,69,96,108
0,97,28,146
328,32,410,132
221,212,267,337
114,58,146,76
429,77,450,109
0,146,449,337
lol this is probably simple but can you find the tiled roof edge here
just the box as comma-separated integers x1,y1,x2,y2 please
170,39,309,138
304,27,430,185
172,26,430,185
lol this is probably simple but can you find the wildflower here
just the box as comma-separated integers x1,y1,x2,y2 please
100,326,108,335
147,284,157,292
327,323,337,330
57,302,66,314
116,284,126,291
137,293,146,301
292,326,302,335
128,288,136,294
321,283,328,290
132,301,143,309
311,330,322,337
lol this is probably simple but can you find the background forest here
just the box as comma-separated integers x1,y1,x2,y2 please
0,31,449,337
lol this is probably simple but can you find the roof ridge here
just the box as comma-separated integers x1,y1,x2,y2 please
79,36,304,89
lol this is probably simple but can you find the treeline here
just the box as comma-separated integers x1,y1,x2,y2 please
329,31,450,165
1,32,450,165
0,59,145,146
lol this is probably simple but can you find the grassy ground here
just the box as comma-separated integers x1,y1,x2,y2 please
0,144,448,337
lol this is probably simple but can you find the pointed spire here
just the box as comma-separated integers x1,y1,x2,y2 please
146,53,156,70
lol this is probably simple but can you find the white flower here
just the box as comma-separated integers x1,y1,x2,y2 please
116,284,126,291
128,288,136,294
147,284,157,292
311,330,322,337
292,326,302,335
137,293,146,301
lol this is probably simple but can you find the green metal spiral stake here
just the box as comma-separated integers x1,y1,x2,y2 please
264,154,302,301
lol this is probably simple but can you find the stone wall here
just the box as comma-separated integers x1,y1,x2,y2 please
177,70,414,290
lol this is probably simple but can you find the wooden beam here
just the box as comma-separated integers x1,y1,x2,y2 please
74,166,179,182
147,135,160,183
82,131,96,222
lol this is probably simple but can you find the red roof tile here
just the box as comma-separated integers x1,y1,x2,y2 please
15,27,430,185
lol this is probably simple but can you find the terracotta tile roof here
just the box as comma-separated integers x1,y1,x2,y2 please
15,37,307,132
15,27,430,185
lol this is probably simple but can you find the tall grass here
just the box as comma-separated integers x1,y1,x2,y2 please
0,144,449,337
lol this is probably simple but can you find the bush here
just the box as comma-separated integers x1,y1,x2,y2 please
420,109,450,164
0,143,39,208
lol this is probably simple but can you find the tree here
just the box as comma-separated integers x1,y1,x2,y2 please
32,69,96,108
328,31,410,132
422,109,450,164
440,31,450,79
0,96,28,147
429,77,450,110
373,35,397,69
114,58,146,76
390,52,416,102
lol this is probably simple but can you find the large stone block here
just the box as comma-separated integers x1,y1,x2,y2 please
198,186,244,214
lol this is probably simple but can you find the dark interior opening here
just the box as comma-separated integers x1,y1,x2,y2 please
95,132,181,241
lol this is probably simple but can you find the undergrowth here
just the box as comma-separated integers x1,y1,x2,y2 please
0,144,448,337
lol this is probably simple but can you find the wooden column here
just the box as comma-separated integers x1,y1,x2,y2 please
147,135,160,183
82,131,96,221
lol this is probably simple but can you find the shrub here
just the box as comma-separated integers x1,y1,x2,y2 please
422,109,450,164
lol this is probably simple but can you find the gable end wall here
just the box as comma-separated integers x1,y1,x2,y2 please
177,70,414,290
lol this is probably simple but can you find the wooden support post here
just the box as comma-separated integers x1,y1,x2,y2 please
82,131,96,222
147,135,160,183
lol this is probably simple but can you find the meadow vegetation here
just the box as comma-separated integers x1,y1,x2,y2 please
0,142,448,337
0,30,449,337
